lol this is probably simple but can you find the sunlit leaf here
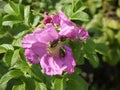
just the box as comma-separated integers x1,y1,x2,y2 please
3,50,13,67
0,46,7,54
116,8,120,18
71,11,89,21
0,70,23,90
24,6,30,26
4,1,20,15
12,80,25,90
35,81,47,90
53,77,65,90
72,0,86,12
11,49,19,66
32,16,40,27
12,38,22,47
9,1,20,15
62,5,73,18
0,44,14,51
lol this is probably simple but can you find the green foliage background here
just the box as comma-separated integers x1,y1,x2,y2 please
0,0,120,90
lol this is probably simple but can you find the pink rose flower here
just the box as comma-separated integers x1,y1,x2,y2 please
51,10,90,41
22,23,76,75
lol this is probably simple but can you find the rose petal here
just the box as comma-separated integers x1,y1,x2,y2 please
40,46,76,75
77,27,90,42
58,10,77,39
25,49,40,64
62,46,76,73
34,23,60,44
22,34,37,49
51,14,60,25
31,42,46,57
40,54,65,75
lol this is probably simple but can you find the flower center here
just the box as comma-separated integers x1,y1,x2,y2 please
47,36,67,57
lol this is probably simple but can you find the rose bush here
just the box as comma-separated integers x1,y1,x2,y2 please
0,0,119,90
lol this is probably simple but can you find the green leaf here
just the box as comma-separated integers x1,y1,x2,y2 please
103,18,119,30
9,1,20,15
12,38,22,47
2,21,22,28
85,14,103,30
66,74,88,90
69,41,84,65
105,28,114,41
24,77,35,90
84,53,99,68
8,24,29,37
84,39,96,54
3,50,13,67
0,44,14,51
73,0,86,12
11,49,19,66
62,5,73,18
84,34,100,69
4,1,20,15
24,6,30,26
32,16,40,27
10,60,30,74
35,81,47,90
4,4,16,15
0,1,7,13
12,80,25,90
31,64,44,81
12,31,29,47
3,15,22,21
0,70,23,90
13,30,30,39
0,46,7,54
2,15,22,27
116,8,120,18
19,48,27,62
75,6,86,13
71,11,89,21
3,1,22,28
53,77,64,90
0,65,8,77
3,49,19,67
95,43,108,56
106,49,120,66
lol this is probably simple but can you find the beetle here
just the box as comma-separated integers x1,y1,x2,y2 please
59,36,67,42
49,39,59,48
59,48,66,57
